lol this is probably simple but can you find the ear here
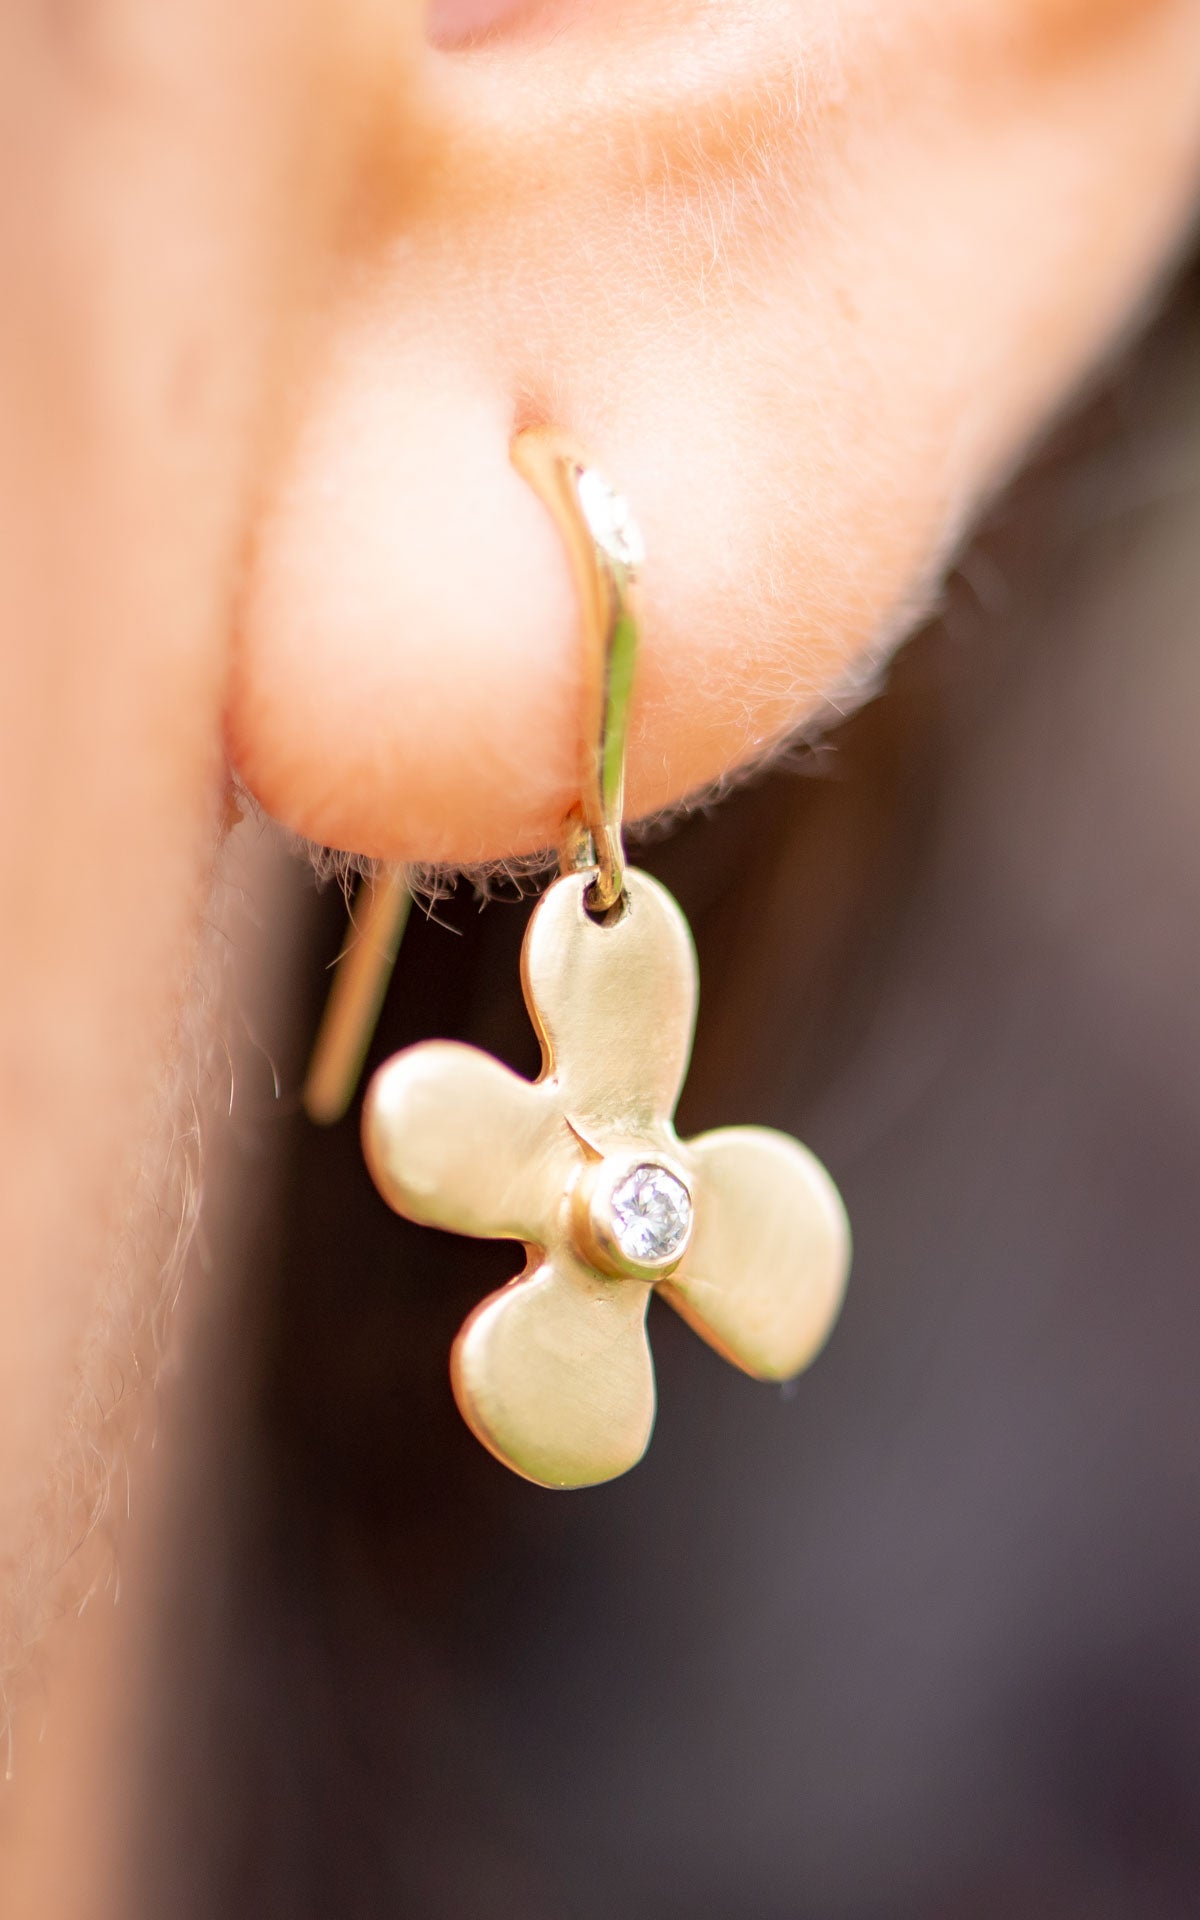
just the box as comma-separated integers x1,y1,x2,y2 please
227,0,1200,867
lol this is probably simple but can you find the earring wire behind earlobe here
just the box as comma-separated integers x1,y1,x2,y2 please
302,866,411,1126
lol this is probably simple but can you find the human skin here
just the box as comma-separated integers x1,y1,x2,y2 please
232,0,1200,864
1,0,1200,1714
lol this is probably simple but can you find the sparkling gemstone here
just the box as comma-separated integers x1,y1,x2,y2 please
576,466,646,571
610,1163,691,1265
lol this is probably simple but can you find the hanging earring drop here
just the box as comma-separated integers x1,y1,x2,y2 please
324,427,850,1488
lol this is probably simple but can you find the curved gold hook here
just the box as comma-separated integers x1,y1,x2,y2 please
510,427,644,913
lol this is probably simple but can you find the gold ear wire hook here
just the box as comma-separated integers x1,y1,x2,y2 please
303,430,642,1121
302,866,411,1126
510,427,643,913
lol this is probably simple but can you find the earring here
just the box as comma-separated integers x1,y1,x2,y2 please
329,428,850,1488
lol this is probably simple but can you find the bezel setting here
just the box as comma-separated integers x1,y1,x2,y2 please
569,1148,694,1281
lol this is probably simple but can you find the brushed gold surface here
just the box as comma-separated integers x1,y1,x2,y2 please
661,1127,850,1381
452,1253,655,1490
362,1041,575,1246
523,865,697,1137
362,867,851,1489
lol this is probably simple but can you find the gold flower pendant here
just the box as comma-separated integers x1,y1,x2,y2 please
362,866,850,1488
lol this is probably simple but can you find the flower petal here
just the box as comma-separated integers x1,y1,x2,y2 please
522,869,698,1136
362,1041,575,1245
452,1253,655,1488
663,1126,850,1381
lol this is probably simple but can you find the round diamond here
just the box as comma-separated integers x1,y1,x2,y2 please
576,467,646,571
610,1163,691,1266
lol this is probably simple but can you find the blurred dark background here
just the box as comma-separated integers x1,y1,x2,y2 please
135,269,1200,1919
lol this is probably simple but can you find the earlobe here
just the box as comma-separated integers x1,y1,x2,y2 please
229,364,586,865
227,0,1200,868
